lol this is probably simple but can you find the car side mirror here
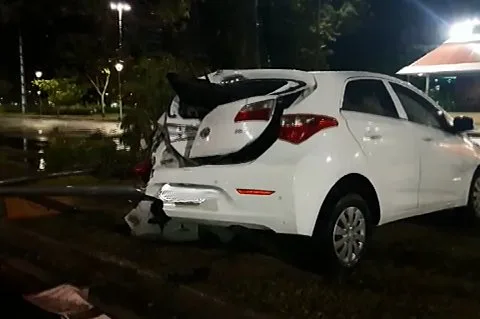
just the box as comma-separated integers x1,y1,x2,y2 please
453,116,474,133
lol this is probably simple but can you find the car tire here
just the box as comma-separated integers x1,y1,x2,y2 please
465,169,480,223
312,193,372,275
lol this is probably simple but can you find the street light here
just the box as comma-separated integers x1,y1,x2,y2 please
109,2,131,51
110,2,130,121
449,18,480,42
35,71,43,114
114,62,124,119
114,62,124,72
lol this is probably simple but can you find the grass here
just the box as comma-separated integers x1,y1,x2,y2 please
0,159,33,179
3,161,480,317
2,206,480,318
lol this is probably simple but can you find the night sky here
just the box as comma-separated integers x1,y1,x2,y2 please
330,0,480,73
1,0,480,89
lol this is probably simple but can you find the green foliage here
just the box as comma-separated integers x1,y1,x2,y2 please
261,0,368,69
120,54,197,154
45,131,133,178
146,0,192,25
195,0,367,70
40,105,93,116
33,78,85,106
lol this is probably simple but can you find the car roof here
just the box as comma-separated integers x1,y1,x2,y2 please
208,69,420,95
210,69,405,83
309,70,404,84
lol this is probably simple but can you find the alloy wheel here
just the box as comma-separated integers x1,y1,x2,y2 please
332,206,366,267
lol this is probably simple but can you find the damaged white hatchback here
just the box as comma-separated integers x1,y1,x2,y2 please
126,69,480,271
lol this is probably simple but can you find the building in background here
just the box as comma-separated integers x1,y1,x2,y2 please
397,19,480,119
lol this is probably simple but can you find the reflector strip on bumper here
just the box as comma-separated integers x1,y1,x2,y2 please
236,189,275,196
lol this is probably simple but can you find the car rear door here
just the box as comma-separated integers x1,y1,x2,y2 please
340,78,420,221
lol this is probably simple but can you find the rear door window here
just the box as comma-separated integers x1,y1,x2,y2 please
342,79,399,118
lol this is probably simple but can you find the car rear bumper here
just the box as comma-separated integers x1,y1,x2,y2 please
144,163,298,234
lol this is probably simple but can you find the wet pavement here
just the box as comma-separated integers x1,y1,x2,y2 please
0,116,126,172
0,116,121,137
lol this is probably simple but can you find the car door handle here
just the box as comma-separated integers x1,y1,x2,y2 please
422,137,434,142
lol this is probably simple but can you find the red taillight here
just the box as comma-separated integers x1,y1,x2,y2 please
236,189,275,196
133,158,152,183
279,114,338,144
234,99,275,122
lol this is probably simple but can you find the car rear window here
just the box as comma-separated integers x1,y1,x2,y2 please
342,79,399,118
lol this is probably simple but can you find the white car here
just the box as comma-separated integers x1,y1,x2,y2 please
127,69,480,271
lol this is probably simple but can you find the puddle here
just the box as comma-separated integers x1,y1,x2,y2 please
0,128,126,172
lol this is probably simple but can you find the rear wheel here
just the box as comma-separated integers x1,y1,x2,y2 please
313,194,372,273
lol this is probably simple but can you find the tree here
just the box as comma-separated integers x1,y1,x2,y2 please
87,68,111,117
184,0,367,70
42,0,195,115
260,0,368,70
32,78,85,113
120,54,200,155
185,0,261,69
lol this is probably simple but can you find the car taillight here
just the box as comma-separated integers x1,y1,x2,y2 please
279,114,338,144
234,99,276,122
133,158,152,183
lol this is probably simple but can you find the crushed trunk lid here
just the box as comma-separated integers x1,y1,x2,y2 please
162,69,317,166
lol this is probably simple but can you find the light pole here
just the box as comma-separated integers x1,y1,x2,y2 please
110,2,130,120
35,71,43,114
110,2,131,51
115,62,124,120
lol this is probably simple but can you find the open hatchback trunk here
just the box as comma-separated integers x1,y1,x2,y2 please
157,69,317,167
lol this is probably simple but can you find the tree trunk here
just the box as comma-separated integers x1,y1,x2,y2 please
100,94,106,118
19,32,26,114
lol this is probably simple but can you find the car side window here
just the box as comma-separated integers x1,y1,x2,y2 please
390,83,444,130
342,79,399,118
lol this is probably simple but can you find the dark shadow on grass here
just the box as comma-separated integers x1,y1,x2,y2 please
409,208,480,236
30,199,480,288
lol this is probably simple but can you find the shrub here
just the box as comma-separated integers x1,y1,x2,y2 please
45,131,134,179
42,106,94,116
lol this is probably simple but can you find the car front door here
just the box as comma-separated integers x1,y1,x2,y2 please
341,78,420,222
389,82,473,211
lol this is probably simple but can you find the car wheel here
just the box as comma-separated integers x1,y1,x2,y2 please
313,193,372,274
466,170,480,221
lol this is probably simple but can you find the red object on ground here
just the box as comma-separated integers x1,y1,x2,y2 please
24,284,111,318
133,158,152,183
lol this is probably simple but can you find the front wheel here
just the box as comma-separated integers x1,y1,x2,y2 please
313,194,372,273
465,170,480,222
